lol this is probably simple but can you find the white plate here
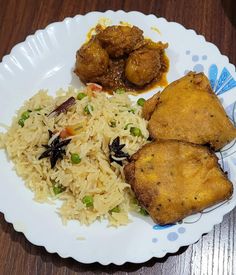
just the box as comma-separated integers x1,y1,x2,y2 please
0,10,236,265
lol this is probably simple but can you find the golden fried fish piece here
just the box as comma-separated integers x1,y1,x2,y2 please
146,72,236,150
124,140,233,225
142,92,160,120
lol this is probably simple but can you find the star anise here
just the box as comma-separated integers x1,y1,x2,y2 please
109,136,130,166
39,130,71,168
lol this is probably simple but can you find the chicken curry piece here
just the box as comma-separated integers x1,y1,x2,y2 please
96,25,144,58
74,25,169,92
74,39,109,83
125,42,167,86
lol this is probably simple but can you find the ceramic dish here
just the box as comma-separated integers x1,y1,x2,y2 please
0,10,236,265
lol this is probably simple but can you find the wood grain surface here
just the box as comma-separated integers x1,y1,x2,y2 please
0,0,236,274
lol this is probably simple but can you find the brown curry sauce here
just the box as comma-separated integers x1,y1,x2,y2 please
96,49,169,95
80,24,169,94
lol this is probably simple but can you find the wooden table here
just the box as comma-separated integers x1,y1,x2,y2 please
0,0,236,274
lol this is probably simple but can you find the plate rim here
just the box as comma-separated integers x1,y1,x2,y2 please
0,10,236,265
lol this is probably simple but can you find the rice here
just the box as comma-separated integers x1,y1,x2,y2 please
0,86,149,226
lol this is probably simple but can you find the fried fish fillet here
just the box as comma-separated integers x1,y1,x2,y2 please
124,140,233,224
145,72,236,150
142,92,160,120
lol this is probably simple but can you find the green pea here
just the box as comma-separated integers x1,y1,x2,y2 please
130,127,142,137
71,153,81,164
115,88,126,94
137,98,146,107
139,207,149,216
110,206,120,213
128,108,136,114
53,185,65,195
18,118,25,127
109,120,116,128
21,111,30,120
132,198,138,205
77,92,87,100
82,195,93,207
84,104,94,114
124,123,133,130
34,107,42,111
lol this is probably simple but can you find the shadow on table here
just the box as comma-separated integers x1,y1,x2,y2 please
55,246,189,274
221,0,236,28
0,213,189,273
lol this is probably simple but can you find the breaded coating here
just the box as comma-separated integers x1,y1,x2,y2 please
146,72,236,150
74,39,109,83
97,25,144,58
124,140,233,225
142,92,160,120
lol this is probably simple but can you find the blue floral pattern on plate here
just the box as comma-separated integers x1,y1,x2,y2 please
208,65,236,95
